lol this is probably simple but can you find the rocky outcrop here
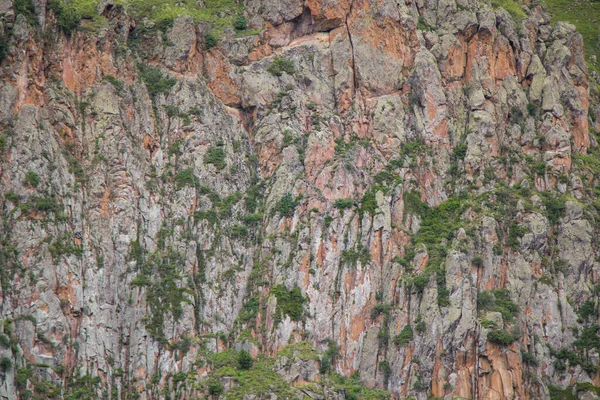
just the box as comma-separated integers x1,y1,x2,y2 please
0,0,599,399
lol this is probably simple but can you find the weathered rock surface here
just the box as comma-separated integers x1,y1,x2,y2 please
0,0,599,399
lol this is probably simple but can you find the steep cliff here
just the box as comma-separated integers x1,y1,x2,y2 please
0,0,599,399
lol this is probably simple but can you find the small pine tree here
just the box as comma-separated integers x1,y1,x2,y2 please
237,349,253,370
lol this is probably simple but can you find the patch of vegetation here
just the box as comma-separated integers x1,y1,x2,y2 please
204,32,218,49
130,247,189,343
271,284,305,323
104,75,124,91
138,64,177,99
521,351,539,366
204,145,227,171
334,198,354,213
319,339,340,374
24,171,40,187
233,14,247,30
540,192,566,224
14,0,36,24
487,329,519,345
393,325,413,347
276,193,300,217
576,300,598,322
237,350,253,370
477,289,520,322
267,57,295,77
340,245,371,269
174,168,198,188
491,0,527,23
48,0,81,34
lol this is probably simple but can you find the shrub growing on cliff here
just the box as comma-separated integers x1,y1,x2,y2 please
49,0,81,34
174,168,198,188
237,350,253,370
277,193,300,217
233,15,247,30
271,284,305,323
14,0,36,24
138,64,177,99
487,329,518,345
207,378,224,396
204,33,218,49
0,356,11,372
393,325,413,347
24,171,40,187
267,57,295,77
204,146,227,171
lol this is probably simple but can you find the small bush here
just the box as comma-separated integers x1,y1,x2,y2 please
14,0,35,22
334,198,354,210
204,33,217,50
138,64,177,99
104,75,123,91
204,146,227,171
394,325,414,347
174,168,198,188
233,15,247,30
24,171,40,187
48,0,81,34
472,254,483,268
272,284,306,322
487,329,518,345
0,356,11,372
521,351,539,366
277,193,299,217
207,378,223,396
237,350,253,370
267,57,295,77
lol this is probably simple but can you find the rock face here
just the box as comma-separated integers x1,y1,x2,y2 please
0,0,599,399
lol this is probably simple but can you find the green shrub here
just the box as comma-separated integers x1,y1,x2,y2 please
207,378,224,396
507,223,527,249
24,171,40,187
487,329,518,345
277,193,299,217
48,0,81,34
0,356,11,372
233,15,247,30
271,284,305,323
574,325,600,350
521,351,539,366
204,33,218,49
33,197,60,213
237,350,253,370
104,75,123,91
577,300,598,322
14,0,36,23
174,168,198,188
527,102,537,117
204,146,227,171
229,225,248,238
138,64,177,98
267,57,295,77
0,36,8,64
340,246,371,268
334,198,354,210
378,360,392,386
393,325,413,347
472,254,483,268
541,193,566,224
477,289,519,322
